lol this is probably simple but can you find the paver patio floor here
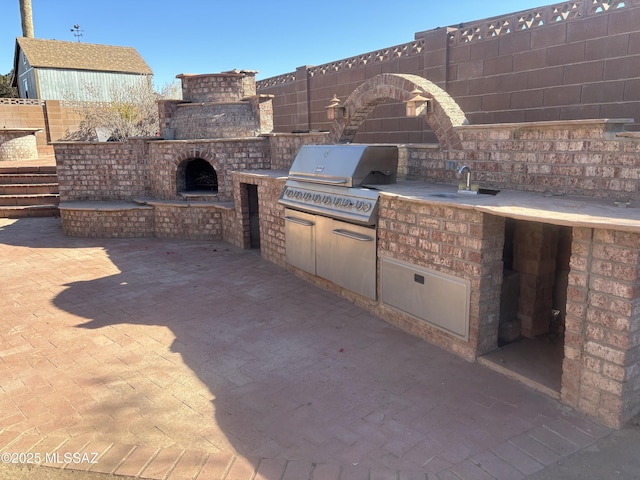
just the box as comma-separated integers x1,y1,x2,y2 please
0,217,612,479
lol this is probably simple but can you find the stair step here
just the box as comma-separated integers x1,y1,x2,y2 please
0,183,59,195
0,173,58,184
0,194,60,206
0,166,56,174
0,205,59,218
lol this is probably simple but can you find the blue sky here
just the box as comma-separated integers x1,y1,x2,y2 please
2,0,547,90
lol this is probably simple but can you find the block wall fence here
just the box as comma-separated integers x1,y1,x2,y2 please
2,2,638,151
0,99,84,155
257,0,640,143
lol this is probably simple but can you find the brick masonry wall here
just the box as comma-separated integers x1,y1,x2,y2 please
563,228,640,428
255,96,274,135
170,103,260,140
0,131,38,161
258,1,640,139
148,138,270,202
405,120,640,200
376,195,505,360
60,207,154,238
513,222,560,337
54,139,152,201
152,203,224,241
267,132,330,171
158,100,181,136
60,202,232,241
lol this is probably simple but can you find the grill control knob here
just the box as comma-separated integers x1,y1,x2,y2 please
313,194,321,202
323,196,331,204
355,201,363,210
333,197,341,206
303,192,312,200
363,202,371,212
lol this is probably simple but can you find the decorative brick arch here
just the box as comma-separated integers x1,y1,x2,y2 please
330,73,469,149
174,149,221,195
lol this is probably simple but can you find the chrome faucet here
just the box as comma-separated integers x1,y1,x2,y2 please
458,165,471,190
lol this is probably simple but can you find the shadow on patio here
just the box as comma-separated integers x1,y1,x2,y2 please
0,217,610,478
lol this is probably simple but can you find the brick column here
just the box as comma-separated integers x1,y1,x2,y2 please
563,228,640,428
293,66,310,132
43,100,63,142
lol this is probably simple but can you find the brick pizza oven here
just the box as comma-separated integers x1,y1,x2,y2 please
151,71,274,203
55,70,277,240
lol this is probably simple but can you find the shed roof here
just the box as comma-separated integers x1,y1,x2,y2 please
15,37,153,75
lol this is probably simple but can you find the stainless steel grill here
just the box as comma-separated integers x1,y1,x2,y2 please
279,144,399,300
279,145,398,226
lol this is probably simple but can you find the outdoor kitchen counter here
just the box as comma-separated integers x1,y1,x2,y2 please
375,181,640,233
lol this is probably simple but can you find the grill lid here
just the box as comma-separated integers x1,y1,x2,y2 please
287,145,398,188
279,144,399,226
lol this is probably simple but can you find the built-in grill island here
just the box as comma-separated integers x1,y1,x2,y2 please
279,145,398,299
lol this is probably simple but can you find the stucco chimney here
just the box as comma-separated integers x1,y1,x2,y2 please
20,0,34,38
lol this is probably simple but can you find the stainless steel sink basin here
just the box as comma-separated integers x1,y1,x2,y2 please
428,193,459,198
427,188,500,199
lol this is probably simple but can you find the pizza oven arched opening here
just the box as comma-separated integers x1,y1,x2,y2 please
177,158,218,194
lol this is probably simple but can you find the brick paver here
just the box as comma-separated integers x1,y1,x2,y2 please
0,217,613,479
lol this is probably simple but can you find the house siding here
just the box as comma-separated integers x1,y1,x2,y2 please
35,69,150,101
16,54,36,99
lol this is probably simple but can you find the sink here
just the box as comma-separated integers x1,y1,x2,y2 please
428,192,459,198
427,188,501,199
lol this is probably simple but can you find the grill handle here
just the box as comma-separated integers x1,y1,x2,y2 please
284,216,315,227
288,174,347,185
332,229,374,242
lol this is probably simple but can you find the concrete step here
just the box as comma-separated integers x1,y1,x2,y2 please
0,204,59,218
0,183,59,195
0,193,60,206
0,165,60,217
0,165,56,174
0,173,59,184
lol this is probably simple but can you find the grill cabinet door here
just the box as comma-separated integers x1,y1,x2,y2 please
284,209,316,274
316,217,377,299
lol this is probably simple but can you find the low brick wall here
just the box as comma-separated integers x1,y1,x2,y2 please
59,200,234,241
60,204,154,238
150,201,229,241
